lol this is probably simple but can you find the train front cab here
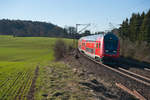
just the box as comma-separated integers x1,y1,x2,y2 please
101,34,119,65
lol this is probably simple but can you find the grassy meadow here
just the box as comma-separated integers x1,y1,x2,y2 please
0,35,63,99
0,35,91,100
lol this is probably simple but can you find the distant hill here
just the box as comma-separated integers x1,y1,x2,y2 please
0,19,67,37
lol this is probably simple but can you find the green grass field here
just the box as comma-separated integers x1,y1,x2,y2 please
0,35,89,100
0,35,63,99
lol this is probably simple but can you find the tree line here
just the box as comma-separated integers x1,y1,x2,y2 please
0,19,68,37
0,19,92,38
119,10,150,43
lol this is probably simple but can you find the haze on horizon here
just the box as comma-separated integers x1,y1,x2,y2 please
0,0,150,32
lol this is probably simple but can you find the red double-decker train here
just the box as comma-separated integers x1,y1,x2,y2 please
78,33,120,64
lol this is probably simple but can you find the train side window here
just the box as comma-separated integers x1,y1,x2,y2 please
96,43,99,48
86,48,88,52
99,43,101,48
79,45,81,48
82,43,85,46
91,49,93,53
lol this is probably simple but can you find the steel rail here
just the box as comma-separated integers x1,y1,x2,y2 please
118,67,150,82
80,51,150,86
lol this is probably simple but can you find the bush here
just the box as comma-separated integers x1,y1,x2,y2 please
53,39,67,60
53,39,74,60
120,37,150,63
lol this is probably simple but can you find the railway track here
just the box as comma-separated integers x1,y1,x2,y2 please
79,51,150,86
144,68,150,71
78,51,150,99
118,67,150,85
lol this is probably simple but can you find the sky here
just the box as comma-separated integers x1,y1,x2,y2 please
0,0,150,32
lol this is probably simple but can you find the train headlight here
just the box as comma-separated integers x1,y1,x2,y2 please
113,50,116,53
105,50,109,52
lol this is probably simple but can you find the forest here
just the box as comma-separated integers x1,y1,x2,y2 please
119,10,150,43
0,19,68,37
0,19,91,38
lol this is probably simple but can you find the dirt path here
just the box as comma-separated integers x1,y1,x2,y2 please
62,53,150,100
27,66,39,100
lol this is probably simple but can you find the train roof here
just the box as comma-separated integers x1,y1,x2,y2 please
80,32,117,41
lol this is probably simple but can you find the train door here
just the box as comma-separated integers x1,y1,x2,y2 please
95,41,100,56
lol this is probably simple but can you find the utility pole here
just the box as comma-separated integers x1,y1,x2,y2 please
74,24,90,48
74,24,90,58
76,24,91,34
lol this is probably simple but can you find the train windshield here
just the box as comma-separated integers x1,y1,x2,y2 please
104,39,118,54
